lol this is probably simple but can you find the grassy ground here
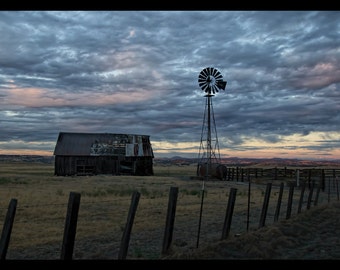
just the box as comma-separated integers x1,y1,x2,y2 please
0,162,338,259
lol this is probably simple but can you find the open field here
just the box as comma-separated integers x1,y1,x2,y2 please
0,161,339,260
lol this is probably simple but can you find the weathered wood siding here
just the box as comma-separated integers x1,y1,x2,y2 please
54,155,153,176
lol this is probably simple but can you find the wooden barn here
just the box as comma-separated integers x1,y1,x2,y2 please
53,132,154,176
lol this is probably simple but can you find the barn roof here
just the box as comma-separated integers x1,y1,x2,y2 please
53,132,154,157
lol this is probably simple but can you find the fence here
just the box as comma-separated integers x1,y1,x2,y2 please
0,171,339,260
225,167,340,184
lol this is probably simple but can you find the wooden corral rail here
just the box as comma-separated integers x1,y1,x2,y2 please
225,167,340,183
0,177,339,260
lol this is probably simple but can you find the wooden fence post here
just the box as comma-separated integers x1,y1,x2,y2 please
336,176,339,201
274,183,284,222
161,186,178,255
297,182,306,214
60,192,81,260
286,183,294,219
321,169,325,191
221,188,237,240
0,198,17,260
314,180,322,206
306,184,314,210
258,183,272,228
246,172,251,231
328,176,331,203
118,191,140,260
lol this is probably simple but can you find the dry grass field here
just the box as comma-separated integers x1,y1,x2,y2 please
0,161,339,260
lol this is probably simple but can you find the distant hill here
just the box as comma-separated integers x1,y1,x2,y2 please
0,154,339,167
154,156,340,167
0,155,54,164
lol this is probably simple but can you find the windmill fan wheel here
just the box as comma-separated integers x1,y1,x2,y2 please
198,67,226,95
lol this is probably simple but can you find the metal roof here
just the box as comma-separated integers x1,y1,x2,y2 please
53,132,153,157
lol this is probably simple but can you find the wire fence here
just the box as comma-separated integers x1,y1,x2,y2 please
0,172,339,260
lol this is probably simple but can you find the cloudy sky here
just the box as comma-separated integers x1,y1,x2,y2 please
0,11,339,160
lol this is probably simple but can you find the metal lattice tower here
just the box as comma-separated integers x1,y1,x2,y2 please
198,94,220,171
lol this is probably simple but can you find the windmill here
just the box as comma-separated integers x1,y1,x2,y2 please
196,67,227,248
196,67,227,179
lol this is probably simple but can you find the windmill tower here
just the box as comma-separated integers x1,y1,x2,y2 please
197,67,227,179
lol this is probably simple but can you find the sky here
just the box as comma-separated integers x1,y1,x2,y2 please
0,10,339,160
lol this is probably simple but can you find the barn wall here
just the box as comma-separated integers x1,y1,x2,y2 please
135,158,154,176
54,155,153,176
55,156,75,176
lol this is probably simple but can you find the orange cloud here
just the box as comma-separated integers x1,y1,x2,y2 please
3,87,156,107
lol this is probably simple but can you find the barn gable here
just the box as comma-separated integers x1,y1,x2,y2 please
53,132,154,176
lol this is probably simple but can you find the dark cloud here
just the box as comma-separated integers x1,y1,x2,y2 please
0,11,339,159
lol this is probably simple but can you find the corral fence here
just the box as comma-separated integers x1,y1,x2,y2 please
0,168,339,260
225,167,340,187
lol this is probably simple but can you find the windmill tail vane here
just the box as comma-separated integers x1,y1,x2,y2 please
217,80,227,91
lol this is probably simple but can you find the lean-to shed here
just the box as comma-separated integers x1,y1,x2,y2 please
53,132,154,176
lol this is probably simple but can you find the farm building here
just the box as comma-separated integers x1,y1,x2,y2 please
53,132,154,176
